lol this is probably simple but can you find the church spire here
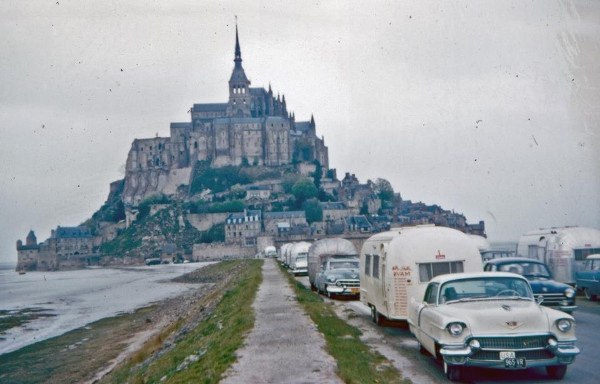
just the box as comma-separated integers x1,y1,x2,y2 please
234,21,242,66
227,19,251,118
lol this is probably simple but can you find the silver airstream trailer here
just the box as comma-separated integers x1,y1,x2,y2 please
287,241,311,275
517,226,600,285
308,238,359,297
360,225,483,325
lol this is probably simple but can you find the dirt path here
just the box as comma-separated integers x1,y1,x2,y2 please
220,258,343,384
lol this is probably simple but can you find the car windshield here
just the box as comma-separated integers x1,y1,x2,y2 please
330,261,359,270
498,262,551,278
439,277,533,304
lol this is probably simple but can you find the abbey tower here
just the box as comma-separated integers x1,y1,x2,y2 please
122,26,329,205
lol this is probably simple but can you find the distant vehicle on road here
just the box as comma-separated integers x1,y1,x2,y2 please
264,245,277,258
575,254,600,301
308,238,359,298
516,226,600,285
144,258,162,266
360,225,483,325
408,272,580,381
484,257,576,313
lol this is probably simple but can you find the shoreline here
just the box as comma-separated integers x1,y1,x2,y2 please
0,263,208,355
0,262,233,384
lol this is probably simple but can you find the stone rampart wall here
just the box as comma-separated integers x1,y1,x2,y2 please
192,242,256,261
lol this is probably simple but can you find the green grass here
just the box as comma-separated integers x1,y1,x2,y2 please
102,259,263,384
280,264,411,384
0,308,56,335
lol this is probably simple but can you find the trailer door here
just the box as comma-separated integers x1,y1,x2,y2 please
381,252,388,314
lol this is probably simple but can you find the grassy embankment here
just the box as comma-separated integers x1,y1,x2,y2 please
0,260,262,384
101,259,263,383
279,264,412,384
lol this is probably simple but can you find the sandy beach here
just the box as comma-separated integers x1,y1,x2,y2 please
0,262,211,355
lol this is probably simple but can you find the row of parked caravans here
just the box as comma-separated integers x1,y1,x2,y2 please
277,238,361,297
275,225,600,324
276,225,485,324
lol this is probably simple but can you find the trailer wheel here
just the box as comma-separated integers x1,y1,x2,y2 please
370,306,382,325
584,288,597,301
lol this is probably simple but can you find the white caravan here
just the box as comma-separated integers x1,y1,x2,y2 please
360,225,483,324
279,243,293,265
264,245,277,258
516,226,600,285
288,241,311,275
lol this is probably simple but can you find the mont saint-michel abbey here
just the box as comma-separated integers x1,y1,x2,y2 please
123,27,328,205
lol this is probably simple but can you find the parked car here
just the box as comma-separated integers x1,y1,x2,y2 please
483,257,576,313
575,254,600,300
408,272,580,381
315,257,360,298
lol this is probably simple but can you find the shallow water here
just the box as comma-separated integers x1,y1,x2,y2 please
0,263,209,355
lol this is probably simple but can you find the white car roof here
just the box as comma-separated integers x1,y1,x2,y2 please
586,254,600,260
429,272,526,284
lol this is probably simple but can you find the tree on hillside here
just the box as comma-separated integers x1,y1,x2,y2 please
303,198,323,223
292,178,318,207
311,160,322,190
373,178,395,202
282,174,302,194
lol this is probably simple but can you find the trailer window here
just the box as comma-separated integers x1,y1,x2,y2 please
418,261,464,283
365,254,371,276
373,255,380,279
574,248,600,261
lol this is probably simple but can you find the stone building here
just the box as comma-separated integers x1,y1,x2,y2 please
16,226,96,271
15,230,39,271
123,26,329,205
224,209,262,247
263,211,308,237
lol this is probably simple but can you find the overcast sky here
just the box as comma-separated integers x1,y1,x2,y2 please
1,0,598,263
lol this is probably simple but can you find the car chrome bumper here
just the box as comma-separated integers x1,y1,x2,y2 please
326,286,360,295
558,305,577,313
440,342,579,368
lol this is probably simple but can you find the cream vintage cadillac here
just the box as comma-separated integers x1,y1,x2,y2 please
408,272,580,381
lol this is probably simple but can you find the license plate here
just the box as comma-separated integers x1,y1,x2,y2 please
499,351,515,359
504,357,526,369
350,287,360,293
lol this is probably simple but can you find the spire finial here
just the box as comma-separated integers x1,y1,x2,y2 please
234,16,242,64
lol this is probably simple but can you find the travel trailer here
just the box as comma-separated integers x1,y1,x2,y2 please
307,238,359,297
279,243,293,265
287,241,310,275
264,245,277,258
360,225,483,325
516,226,600,285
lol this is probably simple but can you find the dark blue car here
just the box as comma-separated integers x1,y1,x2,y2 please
484,257,576,313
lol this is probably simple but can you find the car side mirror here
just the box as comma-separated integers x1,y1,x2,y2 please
536,295,544,305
